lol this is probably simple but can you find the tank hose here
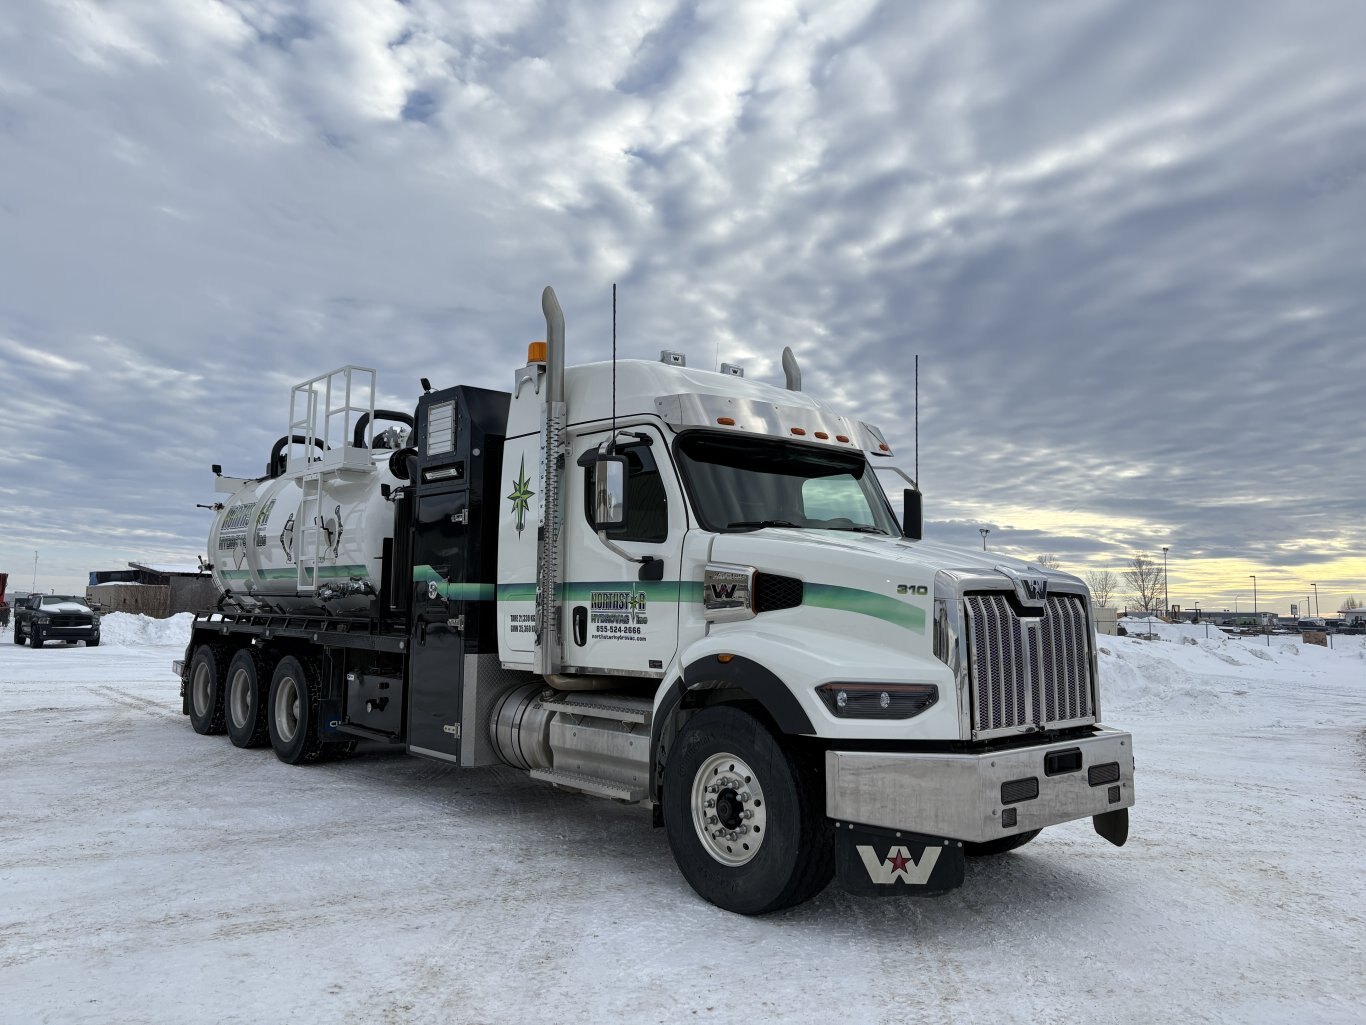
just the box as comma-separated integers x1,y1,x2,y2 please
268,435,328,478
353,409,416,449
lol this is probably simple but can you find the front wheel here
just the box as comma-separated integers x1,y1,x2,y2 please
30,626,44,649
963,829,1040,857
662,705,833,915
13,625,24,646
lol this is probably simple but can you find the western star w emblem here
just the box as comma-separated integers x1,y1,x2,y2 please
507,456,535,537
997,564,1049,608
857,845,942,885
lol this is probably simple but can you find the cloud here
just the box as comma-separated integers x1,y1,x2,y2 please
1,0,1363,612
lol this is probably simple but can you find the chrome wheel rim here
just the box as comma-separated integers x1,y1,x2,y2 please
274,675,300,743
228,668,251,729
192,661,212,717
691,752,768,866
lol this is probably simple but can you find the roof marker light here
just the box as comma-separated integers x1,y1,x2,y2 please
836,434,851,443
790,427,807,436
717,416,736,426
814,431,829,440
879,443,891,453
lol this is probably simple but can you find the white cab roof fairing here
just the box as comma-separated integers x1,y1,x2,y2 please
505,358,893,456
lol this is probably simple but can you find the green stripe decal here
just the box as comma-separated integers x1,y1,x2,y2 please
803,583,925,633
413,564,496,601
495,579,922,631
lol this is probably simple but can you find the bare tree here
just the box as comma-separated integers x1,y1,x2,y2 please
1123,555,1164,613
1341,596,1363,613
1086,569,1118,607
1033,554,1061,570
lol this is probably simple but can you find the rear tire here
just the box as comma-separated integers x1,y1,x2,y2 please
267,656,327,765
187,644,228,735
662,705,833,915
963,829,1041,857
225,648,272,748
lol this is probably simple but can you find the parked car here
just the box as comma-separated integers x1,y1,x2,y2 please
13,594,101,648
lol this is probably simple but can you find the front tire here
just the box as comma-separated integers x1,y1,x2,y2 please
30,626,44,649
187,644,228,735
13,625,24,646
963,829,1041,857
267,656,326,765
662,705,833,915
225,648,272,748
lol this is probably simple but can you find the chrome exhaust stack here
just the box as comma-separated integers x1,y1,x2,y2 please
534,286,567,677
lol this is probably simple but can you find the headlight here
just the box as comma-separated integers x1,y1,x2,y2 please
816,682,938,719
35,615,51,625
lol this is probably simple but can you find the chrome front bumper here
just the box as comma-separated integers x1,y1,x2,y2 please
825,728,1134,843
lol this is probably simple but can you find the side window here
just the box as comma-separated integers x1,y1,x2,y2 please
583,443,668,542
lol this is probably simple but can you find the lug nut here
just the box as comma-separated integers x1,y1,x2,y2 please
728,831,738,841
739,792,751,803
704,799,715,809
707,815,718,825
742,809,754,820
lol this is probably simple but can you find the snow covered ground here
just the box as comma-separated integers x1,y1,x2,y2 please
1,615,1363,1025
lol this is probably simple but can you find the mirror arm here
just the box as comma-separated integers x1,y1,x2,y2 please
596,529,647,564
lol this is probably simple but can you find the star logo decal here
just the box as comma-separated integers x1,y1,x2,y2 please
507,456,535,537
887,849,911,874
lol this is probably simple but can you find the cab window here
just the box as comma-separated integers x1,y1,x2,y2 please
583,444,668,542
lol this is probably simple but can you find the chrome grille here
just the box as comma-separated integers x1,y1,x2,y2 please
964,592,1094,738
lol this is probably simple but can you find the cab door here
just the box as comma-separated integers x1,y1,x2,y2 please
562,425,687,678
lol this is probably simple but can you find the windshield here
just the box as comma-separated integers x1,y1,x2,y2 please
674,433,899,535
42,595,90,608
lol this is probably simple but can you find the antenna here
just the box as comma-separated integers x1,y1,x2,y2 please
611,284,618,443
914,354,919,486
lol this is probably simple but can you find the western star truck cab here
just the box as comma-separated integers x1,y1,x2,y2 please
178,287,1133,914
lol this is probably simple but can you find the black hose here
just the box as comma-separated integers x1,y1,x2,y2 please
388,446,420,482
354,409,416,449
268,435,328,478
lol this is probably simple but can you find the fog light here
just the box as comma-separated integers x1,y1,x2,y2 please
816,682,938,720
1001,807,1018,828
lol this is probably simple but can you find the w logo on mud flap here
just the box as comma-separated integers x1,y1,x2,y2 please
856,845,942,885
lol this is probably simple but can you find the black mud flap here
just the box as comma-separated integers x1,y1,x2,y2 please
833,822,966,897
318,697,344,739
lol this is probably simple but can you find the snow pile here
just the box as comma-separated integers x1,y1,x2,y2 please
1099,619,1366,718
97,611,195,647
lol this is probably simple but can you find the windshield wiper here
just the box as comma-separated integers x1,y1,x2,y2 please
823,525,889,534
727,519,803,530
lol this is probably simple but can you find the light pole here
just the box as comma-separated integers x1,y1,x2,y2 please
1162,546,1169,617
32,551,38,593
1193,600,1200,623
1232,595,1241,614
1312,582,1319,618
979,528,989,551
1250,574,1257,628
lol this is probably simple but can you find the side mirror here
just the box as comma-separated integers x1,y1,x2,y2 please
902,488,922,540
593,455,628,530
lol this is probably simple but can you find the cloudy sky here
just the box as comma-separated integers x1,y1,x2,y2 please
2,0,1363,615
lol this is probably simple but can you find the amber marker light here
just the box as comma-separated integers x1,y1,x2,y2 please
526,341,548,363
790,427,807,436
717,653,735,664
717,417,736,426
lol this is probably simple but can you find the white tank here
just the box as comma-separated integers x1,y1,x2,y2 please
208,450,403,614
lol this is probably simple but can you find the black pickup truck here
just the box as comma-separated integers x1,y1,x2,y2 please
13,594,101,648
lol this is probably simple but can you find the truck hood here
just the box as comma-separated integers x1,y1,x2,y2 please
709,528,1084,591
38,602,93,615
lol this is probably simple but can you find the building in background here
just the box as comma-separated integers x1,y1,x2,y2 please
86,563,215,618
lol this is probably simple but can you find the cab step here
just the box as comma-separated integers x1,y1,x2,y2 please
528,768,646,803
536,694,652,726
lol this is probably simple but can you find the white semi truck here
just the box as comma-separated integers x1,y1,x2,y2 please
177,287,1134,914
